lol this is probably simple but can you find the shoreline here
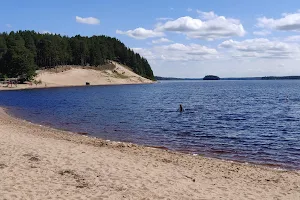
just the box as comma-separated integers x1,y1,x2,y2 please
3,105,298,172
4,106,297,172
1,107,300,199
0,81,156,91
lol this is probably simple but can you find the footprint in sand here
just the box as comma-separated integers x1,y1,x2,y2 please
29,156,40,162
0,163,8,169
23,153,41,162
58,169,89,189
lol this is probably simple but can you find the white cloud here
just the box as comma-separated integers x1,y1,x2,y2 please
133,43,219,61
158,43,218,54
116,28,164,39
132,48,157,60
197,10,218,20
219,38,300,59
257,11,300,31
152,38,173,44
284,35,300,42
156,17,173,21
253,30,271,36
187,8,193,12
155,14,246,40
76,16,100,25
5,24,12,28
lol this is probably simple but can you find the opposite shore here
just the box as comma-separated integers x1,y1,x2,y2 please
0,62,154,91
0,107,299,199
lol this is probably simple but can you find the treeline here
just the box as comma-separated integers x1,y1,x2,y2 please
0,30,154,80
262,76,300,80
155,76,203,80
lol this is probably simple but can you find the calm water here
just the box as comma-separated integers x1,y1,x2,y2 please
0,80,300,170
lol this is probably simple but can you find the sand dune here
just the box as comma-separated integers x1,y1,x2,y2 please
0,108,299,199
0,62,153,90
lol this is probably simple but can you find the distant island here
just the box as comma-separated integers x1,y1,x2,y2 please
203,75,220,80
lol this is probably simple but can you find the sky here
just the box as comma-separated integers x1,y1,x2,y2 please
1,0,300,78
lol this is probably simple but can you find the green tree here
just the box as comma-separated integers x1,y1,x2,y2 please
1,33,36,79
0,30,155,80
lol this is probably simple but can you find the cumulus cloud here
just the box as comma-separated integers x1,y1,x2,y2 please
76,16,100,25
155,14,246,40
122,11,244,41
219,38,300,59
253,30,271,36
132,48,157,60
197,10,219,20
133,43,219,61
257,11,300,31
152,38,173,44
116,28,164,39
187,8,193,12
157,43,217,54
284,35,300,42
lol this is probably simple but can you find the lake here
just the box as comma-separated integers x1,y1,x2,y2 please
0,80,299,170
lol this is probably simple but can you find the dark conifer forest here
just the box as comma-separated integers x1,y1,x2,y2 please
0,31,155,80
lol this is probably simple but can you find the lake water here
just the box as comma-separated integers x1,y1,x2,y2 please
0,80,299,170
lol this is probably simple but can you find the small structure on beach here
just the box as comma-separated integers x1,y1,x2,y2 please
0,78,19,87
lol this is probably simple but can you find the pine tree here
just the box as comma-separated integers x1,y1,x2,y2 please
0,30,155,80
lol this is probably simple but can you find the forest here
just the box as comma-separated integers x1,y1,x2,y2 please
0,30,155,80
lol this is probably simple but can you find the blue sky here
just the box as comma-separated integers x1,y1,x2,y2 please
1,0,300,77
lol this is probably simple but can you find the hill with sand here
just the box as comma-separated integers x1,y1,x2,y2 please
0,62,153,90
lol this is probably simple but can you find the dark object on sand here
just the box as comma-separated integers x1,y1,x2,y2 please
86,82,90,85
77,132,89,135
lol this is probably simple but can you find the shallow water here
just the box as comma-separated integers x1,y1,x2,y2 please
0,80,300,169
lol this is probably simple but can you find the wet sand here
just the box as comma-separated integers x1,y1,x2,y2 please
0,108,299,199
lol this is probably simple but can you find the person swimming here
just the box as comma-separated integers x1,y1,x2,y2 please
179,104,184,112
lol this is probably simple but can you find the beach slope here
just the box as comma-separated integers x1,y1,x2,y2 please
0,62,153,90
0,108,299,199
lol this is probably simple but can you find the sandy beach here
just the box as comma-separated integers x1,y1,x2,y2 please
0,62,153,91
0,108,299,200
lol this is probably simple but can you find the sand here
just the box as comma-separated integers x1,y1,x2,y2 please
0,108,299,199
0,62,153,90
